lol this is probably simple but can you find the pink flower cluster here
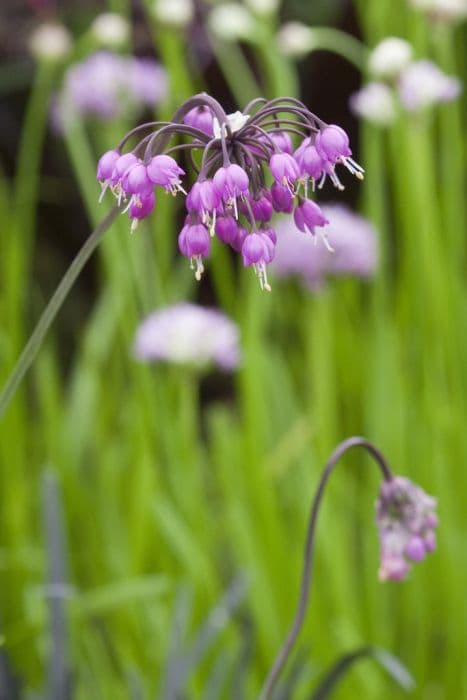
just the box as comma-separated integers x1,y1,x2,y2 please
96,94,364,290
376,476,438,581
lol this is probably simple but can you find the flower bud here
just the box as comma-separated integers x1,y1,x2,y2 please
349,82,397,126
91,13,130,48
208,4,255,41
368,37,413,79
276,22,313,58
153,0,194,28
29,23,72,62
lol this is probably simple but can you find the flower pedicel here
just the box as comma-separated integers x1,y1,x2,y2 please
96,94,364,291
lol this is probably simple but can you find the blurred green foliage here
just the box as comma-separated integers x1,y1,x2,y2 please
0,0,466,698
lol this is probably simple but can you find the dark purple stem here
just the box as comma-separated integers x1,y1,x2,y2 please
143,124,211,162
258,436,393,700
116,121,172,151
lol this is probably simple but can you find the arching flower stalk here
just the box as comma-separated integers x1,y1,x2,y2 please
96,93,364,291
259,437,438,700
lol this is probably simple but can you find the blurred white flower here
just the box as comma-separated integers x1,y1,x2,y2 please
276,21,313,58
91,13,130,47
153,0,195,27
350,82,397,126
409,0,467,22
271,204,378,290
208,3,255,41
244,0,280,15
368,37,413,79
29,23,72,62
133,303,241,371
398,60,462,111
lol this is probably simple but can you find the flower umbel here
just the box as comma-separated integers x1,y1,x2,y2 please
97,93,364,290
133,303,240,370
376,476,438,581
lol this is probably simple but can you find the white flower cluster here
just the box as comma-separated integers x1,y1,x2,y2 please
350,37,461,126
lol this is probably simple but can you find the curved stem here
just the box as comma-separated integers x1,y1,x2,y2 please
307,27,368,71
199,137,222,178
143,123,210,161
0,205,120,420
258,436,392,700
243,97,268,114
116,121,172,151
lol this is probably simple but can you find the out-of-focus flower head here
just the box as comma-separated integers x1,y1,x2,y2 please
29,23,72,62
91,13,130,48
368,37,413,80
351,45,462,125
153,0,195,28
276,21,314,58
350,82,397,126
133,303,241,371
271,204,378,289
409,0,467,22
398,60,462,111
208,3,255,41
54,51,168,128
376,476,438,581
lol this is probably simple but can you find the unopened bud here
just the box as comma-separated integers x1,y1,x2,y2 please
349,82,397,126
91,13,130,48
208,3,255,41
276,21,313,58
368,37,413,79
153,0,195,28
29,23,72,62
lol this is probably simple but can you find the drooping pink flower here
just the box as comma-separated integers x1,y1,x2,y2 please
376,476,438,581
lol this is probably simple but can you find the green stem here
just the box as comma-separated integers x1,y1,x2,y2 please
0,206,119,420
308,28,368,71
251,29,299,98
14,60,57,243
211,41,262,107
259,437,392,700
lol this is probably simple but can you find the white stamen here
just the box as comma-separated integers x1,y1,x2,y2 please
209,210,217,237
320,232,334,252
340,156,365,178
122,195,136,214
98,182,109,203
194,256,204,281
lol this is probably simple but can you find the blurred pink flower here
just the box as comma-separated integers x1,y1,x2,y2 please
133,303,241,371
53,51,168,128
398,60,461,111
271,203,378,289
376,476,438,581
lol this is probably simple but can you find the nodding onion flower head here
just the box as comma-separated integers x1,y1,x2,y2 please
376,476,438,581
96,93,364,290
